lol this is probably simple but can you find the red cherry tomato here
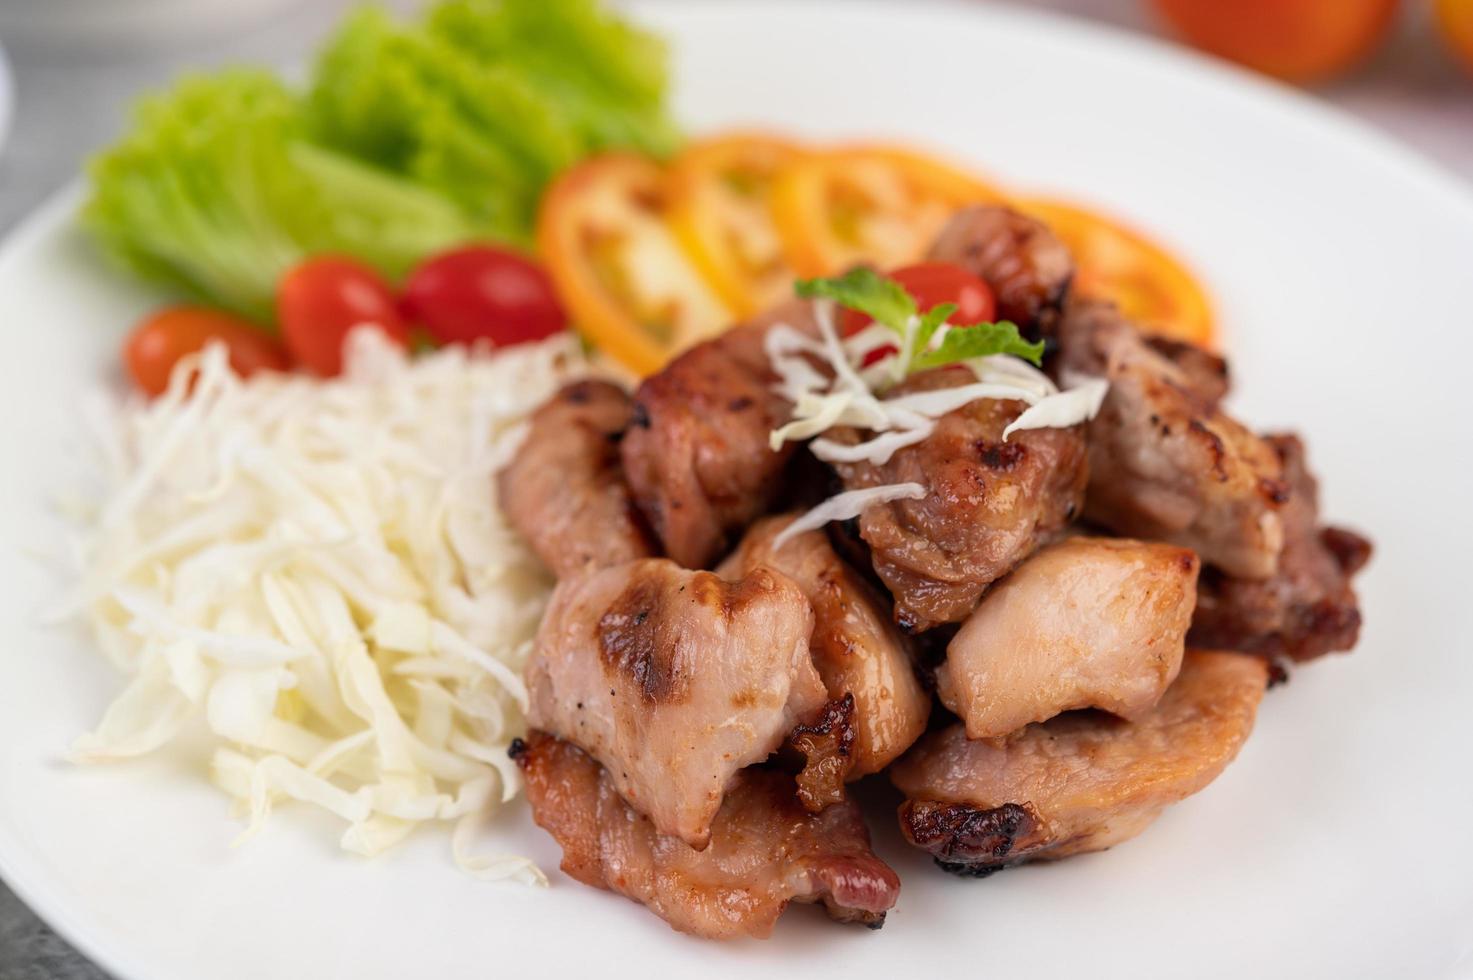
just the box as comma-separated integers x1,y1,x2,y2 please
840,262,997,335
841,262,997,365
403,245,566,348
277,256,408,376
124,306,289,397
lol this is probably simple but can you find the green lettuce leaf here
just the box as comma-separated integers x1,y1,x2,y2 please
83,0,681,322
794,268,916,332
308,0,680,240
911,320,1043,370
84,71,480,322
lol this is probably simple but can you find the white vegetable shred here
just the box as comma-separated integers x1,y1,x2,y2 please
54,329,582,884
770,483,927,551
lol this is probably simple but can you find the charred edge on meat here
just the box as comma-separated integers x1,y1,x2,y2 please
1259,477,1291,505
900,799,1037,876
790,693,857,812
1321,526,1373,575
598,578,685,703
976,440,1028,471
1187,418,1229,482
822,904,888,930
1032,270,1072,344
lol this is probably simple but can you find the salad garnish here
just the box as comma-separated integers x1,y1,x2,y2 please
85,0,678,322
57,330,582,881
768,270,1107,466
794,267,1044,381
766,270,1107,549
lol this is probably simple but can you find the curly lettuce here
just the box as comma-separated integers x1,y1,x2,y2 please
83,0,679,321
308,1,678,240
84,71,480,323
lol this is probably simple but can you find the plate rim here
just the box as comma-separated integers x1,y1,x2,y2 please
2,2,1473,978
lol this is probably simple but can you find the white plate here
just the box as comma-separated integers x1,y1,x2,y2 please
2,2,1472,978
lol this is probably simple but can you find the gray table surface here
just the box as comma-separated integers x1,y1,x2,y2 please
1,1,1469,977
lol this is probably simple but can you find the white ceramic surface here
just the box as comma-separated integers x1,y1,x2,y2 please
1,3,1471,978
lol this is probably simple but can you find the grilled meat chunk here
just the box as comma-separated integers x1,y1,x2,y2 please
1146,336,1230,406
621,301,818,569
927,204,1074,338
526,559,826,848
1191,434,1371,660
719,515,931,778
829,365,1089,631
1058,299,1286,580
786,694,857,812
893,650,1268,875
937,537,1198,738
517,732,901,940
498,380,655,578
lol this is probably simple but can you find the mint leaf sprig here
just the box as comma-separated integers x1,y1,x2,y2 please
795,268,1043,378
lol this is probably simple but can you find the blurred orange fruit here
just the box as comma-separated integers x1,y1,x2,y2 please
1436,0,1473,72
1151,0,1401,83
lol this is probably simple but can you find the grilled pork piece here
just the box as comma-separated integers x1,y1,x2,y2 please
719,515,931,779
1058,299,1287,580
621,300,819,569
1146,336,1230,406
516,732,900,939
526,559,826,848
1191,434,1371,661
829,365,1089,631
497,380,655,578
927,204,1074,338
937,537,1198,739
893,650,1268,875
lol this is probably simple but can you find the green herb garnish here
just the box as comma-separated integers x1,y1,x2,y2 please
795,268,1044,373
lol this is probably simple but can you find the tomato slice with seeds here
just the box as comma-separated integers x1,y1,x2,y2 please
1021,198,1215,347
667,132,805,317
537,153,734,376
770,145,1007,278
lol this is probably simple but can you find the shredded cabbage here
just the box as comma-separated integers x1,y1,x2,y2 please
54,330,583,884
770,483,927,552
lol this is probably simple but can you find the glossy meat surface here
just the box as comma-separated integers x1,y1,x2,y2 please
893,650,1268,874
927,204,1074,338
497,380,655,578
526,559,826,848
936,536,1198,738
621,300,818,569
517,733,901,939
719,515,931,777
1058,299,1287,580
830,365,1089,631
1191,434,1371,660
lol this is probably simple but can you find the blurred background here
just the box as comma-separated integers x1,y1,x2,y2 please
0,0,1470,238
0,0,1468,976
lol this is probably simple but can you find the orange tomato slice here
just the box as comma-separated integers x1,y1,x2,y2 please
667,132,806,317
770,145,1007,277
536,153,735,376
1021,198,1215,346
